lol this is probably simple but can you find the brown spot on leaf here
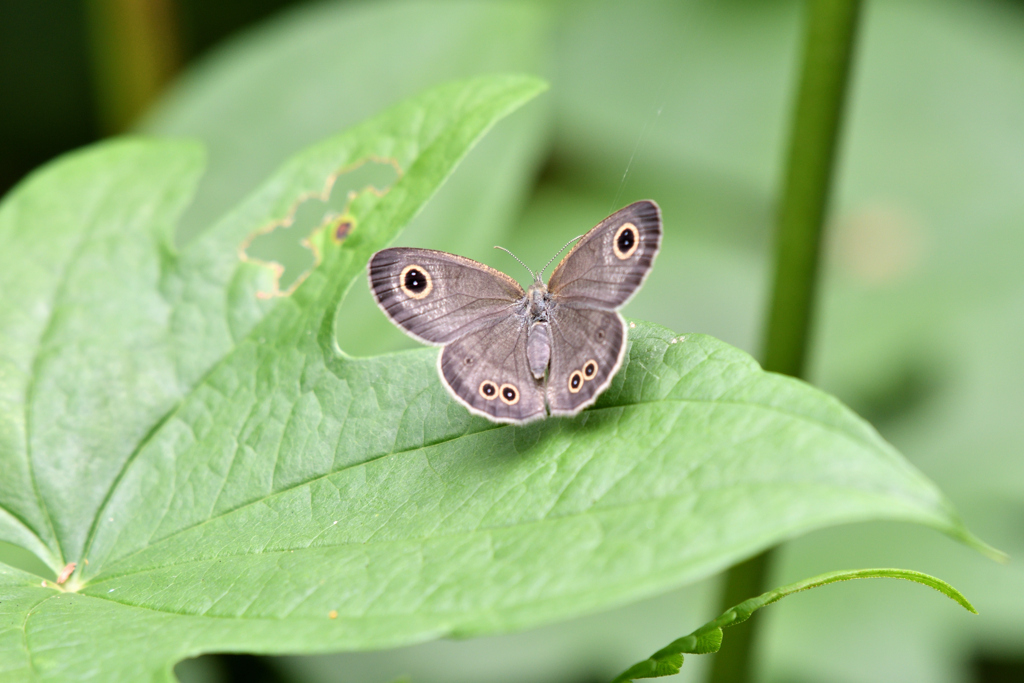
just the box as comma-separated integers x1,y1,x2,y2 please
56,562,76,585
334,218,354,242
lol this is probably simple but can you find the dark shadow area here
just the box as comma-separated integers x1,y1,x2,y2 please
176,0,306,61
972,652,1024,683
846,360,944,431
175,653,607,683
0,0,97,196
175,654,291,683
0,0,311,198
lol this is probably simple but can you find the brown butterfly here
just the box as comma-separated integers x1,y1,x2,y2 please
368,200,661,424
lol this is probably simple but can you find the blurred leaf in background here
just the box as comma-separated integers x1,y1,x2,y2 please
769,1,1024,680
545,1,1024,681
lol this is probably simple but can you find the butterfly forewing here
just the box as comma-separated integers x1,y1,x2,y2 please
547,200,661,309
368,248,524,345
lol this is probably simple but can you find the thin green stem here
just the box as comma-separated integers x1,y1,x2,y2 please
762,0,862,378
707,2,863,682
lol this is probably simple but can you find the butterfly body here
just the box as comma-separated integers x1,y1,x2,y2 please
368,200,661,424
525,286,552,380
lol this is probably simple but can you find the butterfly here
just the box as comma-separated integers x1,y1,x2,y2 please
367,200,661,424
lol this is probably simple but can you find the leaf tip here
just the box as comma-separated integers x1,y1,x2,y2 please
950,523,1008,563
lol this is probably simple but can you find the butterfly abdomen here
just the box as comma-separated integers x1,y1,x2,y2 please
527,322,551,380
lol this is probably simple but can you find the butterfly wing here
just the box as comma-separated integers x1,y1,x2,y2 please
368,247,524,344
546,200,661,309
369,247,543,423
543,200,659,416
546,307,627,416
439,315,545,424
369,200,660,423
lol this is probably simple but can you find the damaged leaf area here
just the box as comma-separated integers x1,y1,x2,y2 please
241,157,401,297
0,74,990,681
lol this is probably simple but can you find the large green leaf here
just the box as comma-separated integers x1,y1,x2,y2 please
0,71,988,681
0,74,544,678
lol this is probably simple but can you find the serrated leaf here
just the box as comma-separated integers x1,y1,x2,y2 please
0,71,990,682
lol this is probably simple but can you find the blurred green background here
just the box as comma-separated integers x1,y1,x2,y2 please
2,0,1023,681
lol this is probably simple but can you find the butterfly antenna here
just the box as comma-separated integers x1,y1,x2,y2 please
538,234,584,279
493,245,535,280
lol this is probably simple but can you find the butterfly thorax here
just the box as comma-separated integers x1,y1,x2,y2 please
525,281,552,321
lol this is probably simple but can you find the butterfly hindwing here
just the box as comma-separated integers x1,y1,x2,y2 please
546,307,627,415
439,315,546,423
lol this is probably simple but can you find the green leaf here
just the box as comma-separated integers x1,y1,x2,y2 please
610,568,976,683
0,74,546,679
0,70,989,681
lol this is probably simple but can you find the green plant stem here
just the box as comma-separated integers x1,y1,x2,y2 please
707,2,863,682
610,568,974,683
762,0,862,379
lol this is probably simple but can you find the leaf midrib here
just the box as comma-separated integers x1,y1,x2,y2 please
21,174,128,568
85,389,912,584
78,477,929,618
